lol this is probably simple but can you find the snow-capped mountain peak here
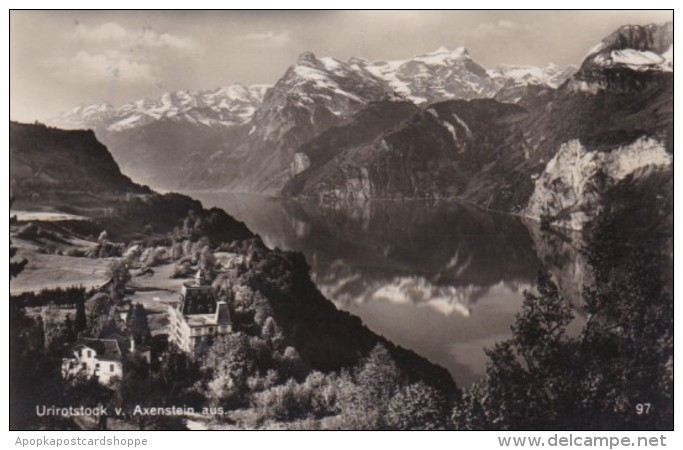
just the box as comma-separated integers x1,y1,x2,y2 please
489,63,578,89
414,46,470,65
364,46,496,104
581,22,673,73
50,83,271,132
568,22,673,94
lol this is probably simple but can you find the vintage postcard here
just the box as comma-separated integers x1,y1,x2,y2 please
9,10,673,433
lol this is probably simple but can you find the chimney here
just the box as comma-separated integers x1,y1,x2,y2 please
130,338,135,353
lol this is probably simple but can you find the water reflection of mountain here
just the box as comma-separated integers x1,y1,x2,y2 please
188,193,584,385
524,220,589,309
195,194,542,311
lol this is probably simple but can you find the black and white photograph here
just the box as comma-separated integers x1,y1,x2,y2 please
8,9,674,433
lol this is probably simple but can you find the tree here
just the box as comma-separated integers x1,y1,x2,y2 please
42,304,75,352
84,293,114,337
115,356,158,430
199,246,217,281
171,242,183,261
338,344,403,429
74,297,87,334
261,316,285,349
10,196,28,280
202,333,255,409
126,303,151,345
457,271,579,430
577,203,673,430
451,381,490,430
182,240,192,258
106,260,131,303
276,346,308,381
62,314,76,343
387,381,450,430
157,347,204,407
10,305,65,429
454,196,674,431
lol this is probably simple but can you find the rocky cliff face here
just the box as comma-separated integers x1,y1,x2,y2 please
524,137,672,230
284,99,528,201
284,22,673,230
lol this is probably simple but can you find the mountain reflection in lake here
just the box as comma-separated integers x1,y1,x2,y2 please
189,192,583,386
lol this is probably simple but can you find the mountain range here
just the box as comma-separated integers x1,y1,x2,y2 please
49,43,576,190
48,21,673,230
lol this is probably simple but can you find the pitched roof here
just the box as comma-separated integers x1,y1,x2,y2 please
75,338,123,361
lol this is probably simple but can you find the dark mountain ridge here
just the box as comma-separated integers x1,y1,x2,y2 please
49,46,576,194
283,22,673,231
10,122,146,195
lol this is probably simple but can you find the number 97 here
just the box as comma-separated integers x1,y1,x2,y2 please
636,403,651,415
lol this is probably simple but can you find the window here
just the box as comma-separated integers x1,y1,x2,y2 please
87,350,92,358
81,363,86,370
110,364,115,372
95,363,100,369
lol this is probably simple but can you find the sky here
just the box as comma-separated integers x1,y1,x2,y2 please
10,10,673,122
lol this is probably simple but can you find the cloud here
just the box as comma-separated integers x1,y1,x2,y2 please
234,30,291,47
465,19,523,39
71,22,199,52
72,22,129,41
45,50,157,85
48,21,201,87
498,20,519,29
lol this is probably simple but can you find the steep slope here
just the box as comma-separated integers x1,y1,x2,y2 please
9,121,146,194
284,99,528,200
283,100,420,195
181,52,399,193
460,22,672,229
284,22,673,231
512,22,673,228
9,121,253,243
95,120,249,190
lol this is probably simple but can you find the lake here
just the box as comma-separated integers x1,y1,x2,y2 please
189,192,587,387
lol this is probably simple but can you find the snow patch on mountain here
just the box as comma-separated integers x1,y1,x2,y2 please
427,108,458,143
364,46,498,104
577,22,673,81
489,63,577,89
51,83,270,132
592,48,672,72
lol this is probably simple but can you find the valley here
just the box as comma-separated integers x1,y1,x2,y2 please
10,16,673,431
